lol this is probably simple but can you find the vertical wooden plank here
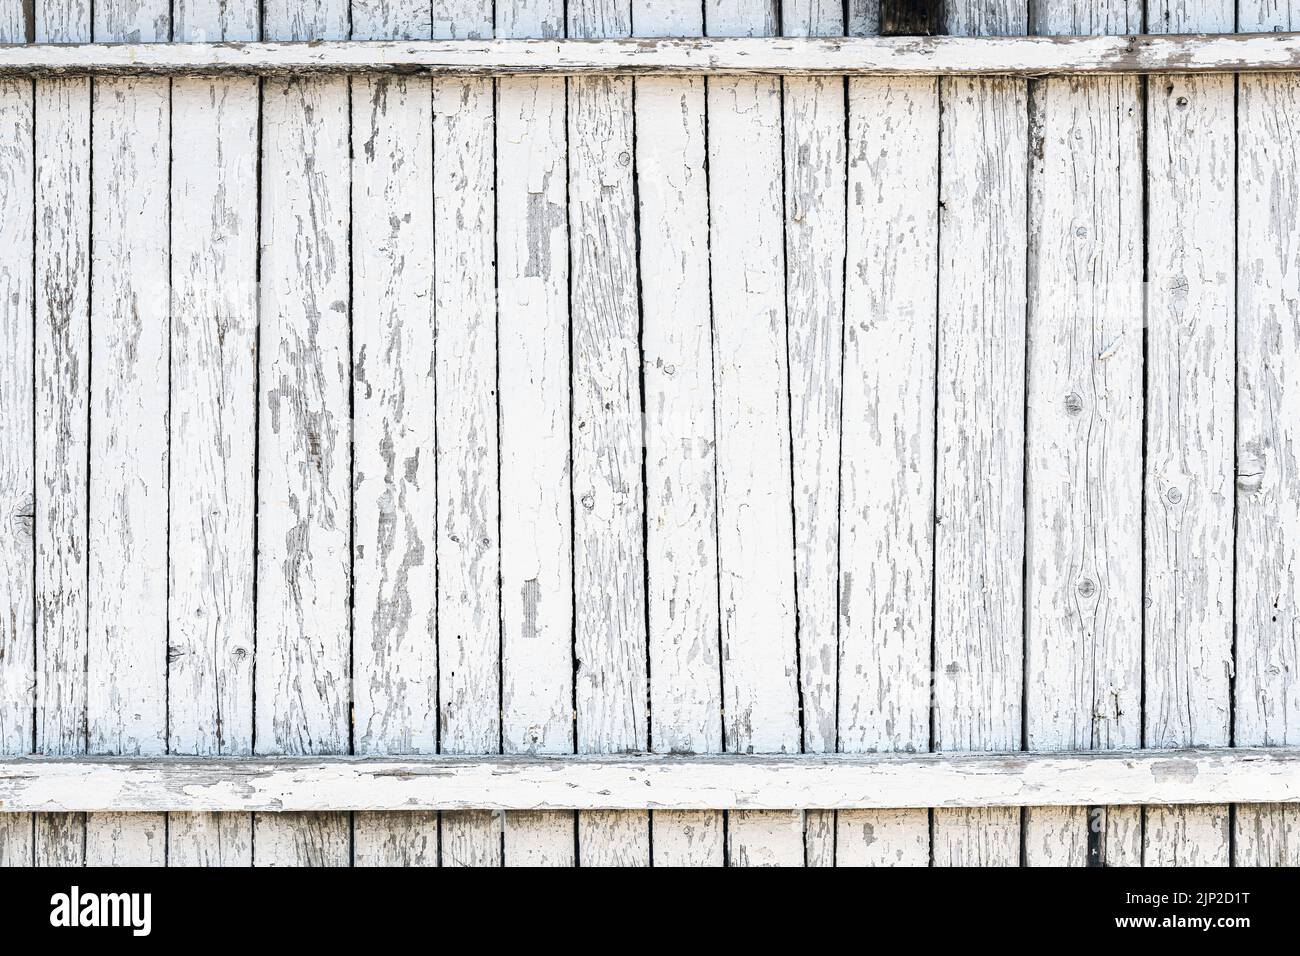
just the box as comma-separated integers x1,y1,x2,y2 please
83,0,169,866
255,0,352,867
846,0,881,35
0,2,34,871
434,0,502,867
567,0,649,869
932,0,1027,868
1024,0,1144,868
1236,0,1300,869
705,0,802,868
0,817,33,867
496,0,575,868
1143,0,1234,869
33,0,91,866
632,0,724,868
836,73,938,869
348,0,439,869
163,0,257,870
781,0,845,871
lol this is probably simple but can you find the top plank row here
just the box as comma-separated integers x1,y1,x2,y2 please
2,33,1300,76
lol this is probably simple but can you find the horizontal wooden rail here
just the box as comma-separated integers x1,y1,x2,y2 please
2,33,1300,77
1,749,1297,812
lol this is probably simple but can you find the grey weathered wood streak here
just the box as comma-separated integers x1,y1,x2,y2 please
164,0,258,868
1236,0,1300,867
783,0,844,870
433,0,501,869
31,0,91,869
633,0,725,868
16,33,1300,76
349,0,439,869
255,0,352,868
84,0,170,868
0,0,34,870
1143,0,1235,869
706,0,803,869
837,66,937,867
1023,0,1144,868
3,748,1299,812
496,0,575,869
568,0,649,869
932,0,1027,868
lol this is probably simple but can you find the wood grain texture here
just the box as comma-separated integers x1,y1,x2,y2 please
568,0,649,867
165,0,259,868
705,0,803,869
20,34,1300,77
0,0,32,872
34,77,89,761
1143,0,1236,868
85,811,164,865
1235,0,1300,869
87,36,169,762
1023,0,1144,868
348,0,440,869
166,812,252,866
7,748,1300,811
255,0,351,867
651,810,723,866
0,815,33,867
32,0,91,870
728,810,804,867
782,0,845,869
440,809,502,866
932,0,1027,868
85,0,171,864
837,74,938,868
433,0,501,867
497,0,575,866
0,44,33,761
632,0,725,867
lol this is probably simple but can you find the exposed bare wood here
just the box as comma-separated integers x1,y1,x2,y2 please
8,34,1300,77
1,749,1298,812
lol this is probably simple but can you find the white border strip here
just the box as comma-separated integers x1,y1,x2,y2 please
1,34,1300,76
1,749,1297,812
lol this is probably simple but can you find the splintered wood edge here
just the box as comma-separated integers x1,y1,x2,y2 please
2,34,1300,76
0,749,1297,812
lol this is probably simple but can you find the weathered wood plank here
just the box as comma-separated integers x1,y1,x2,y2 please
496,0,576,866
164,0,258,869
706,0,803,870
1023,0,1144,868
567,0,649,869
0,12,33,763
932,0,1027,869
1143,0,1235,869
32,0,91,869
836,72,938,869
0,0,33,869
782,0,845,871
16,34,1300,77
433,0,501,868
632,0,724,868
85,811,165,865
348,0,440,869
5,748,1300,812
255,0,352,868
0,814,33,866
85,0,170,865
1235,0,1300,870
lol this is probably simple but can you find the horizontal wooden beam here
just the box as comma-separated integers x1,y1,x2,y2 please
0,749,1296,812
1,33,1300,77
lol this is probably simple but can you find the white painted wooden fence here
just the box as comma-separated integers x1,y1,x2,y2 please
1,0,1299,867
